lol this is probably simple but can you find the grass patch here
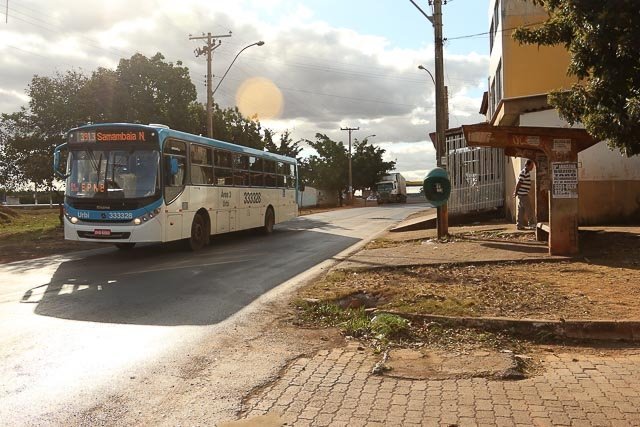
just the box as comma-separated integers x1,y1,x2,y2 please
294,300,410,343
0,208,62,241
389,296,479,317
370,313,410,340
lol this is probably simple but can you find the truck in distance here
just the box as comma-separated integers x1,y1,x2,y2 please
374,173,407,204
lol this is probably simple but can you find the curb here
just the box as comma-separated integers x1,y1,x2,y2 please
381,311,640,342
337,256,574,271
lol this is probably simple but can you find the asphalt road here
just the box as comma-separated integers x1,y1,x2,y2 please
0,204,430,425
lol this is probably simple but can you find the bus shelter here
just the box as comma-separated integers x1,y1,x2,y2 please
461,124,597,256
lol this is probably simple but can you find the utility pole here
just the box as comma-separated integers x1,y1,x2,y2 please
413,0,449,238
341,126,359,204
190,31,232,138
433,0,449,238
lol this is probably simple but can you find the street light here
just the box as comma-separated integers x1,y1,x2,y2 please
417,65,435,85
212,41,265,96
363,134,376,141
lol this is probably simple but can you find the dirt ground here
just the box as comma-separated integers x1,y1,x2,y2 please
297,222,640,321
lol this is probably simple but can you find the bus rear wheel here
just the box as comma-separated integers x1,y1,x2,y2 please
262,207,275,235
115,243,136,250
188,213,209,251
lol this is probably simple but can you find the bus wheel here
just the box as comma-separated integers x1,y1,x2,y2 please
188,214,208,251
115,243,136,250
262,207,275,235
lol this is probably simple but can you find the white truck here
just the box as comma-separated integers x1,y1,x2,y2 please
375,173,407,204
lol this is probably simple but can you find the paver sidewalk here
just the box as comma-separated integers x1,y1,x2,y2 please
236,218,640,427
242,344,640,426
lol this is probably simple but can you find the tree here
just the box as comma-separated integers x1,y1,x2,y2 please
1,111,54,194
351,137,395,192
306,133,348,205
513,0,640,155
0,113,25,191
115,53,198,130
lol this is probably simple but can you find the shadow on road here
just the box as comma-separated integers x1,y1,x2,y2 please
21,217,360,326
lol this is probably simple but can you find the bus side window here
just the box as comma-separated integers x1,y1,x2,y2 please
214,150,233,186
163,140,187,203
191,144,213,185
233,154,250,186
249,156,264,187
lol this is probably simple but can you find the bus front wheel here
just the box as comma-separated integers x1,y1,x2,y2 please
262,207,275,235
188,213,209,251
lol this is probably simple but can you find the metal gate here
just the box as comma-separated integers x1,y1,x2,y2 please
445,131,505,214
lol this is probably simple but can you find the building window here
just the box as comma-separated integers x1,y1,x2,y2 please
489,0,500,53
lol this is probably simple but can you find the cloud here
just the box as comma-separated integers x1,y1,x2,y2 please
1,0,488,175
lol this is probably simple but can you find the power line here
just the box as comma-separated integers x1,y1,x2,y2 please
447,20,545,41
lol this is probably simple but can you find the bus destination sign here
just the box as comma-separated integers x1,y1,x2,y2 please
69,129,155,144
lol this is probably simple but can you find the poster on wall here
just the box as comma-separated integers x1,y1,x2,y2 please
552,162,578,199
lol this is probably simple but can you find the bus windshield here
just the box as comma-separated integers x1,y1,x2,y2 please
67,149,160,199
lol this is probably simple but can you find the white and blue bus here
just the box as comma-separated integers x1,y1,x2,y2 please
54,123,298,250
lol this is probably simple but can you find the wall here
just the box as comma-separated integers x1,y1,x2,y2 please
520,109,640,224
488,0,576,108
298,186,318,208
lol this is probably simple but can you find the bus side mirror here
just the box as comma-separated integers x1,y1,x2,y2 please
53,143,69,179
169,157,179,176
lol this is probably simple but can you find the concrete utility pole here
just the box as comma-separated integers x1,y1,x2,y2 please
432,0,449,238
341,126,359,204
413,0,449,238
190,32,232,138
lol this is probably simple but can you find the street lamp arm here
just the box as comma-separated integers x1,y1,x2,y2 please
212,41,264,96
409,0,434,24
418,65,436,85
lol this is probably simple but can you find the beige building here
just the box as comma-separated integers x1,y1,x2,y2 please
485,0,640,224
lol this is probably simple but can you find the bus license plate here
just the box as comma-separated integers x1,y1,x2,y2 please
94,229,111,237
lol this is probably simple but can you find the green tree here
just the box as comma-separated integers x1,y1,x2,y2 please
211,105,265,149
306,133,348,205
351,137,395,192
0,111,54,193
0,113,25,191
28,70,88,137
115,53,198,130
513,0,640,155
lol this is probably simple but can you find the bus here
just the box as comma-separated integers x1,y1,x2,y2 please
54,123,299,251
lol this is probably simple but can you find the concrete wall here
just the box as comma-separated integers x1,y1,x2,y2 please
519,109,640,224
489,0,576,108
298,187,318,208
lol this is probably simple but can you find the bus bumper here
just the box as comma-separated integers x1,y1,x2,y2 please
64,216,163,244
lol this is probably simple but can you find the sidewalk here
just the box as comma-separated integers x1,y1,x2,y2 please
234,216,640,426
240,343,640,426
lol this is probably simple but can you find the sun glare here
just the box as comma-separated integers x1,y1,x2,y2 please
236,77,284,121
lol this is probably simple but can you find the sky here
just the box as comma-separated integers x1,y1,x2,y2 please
0,0,491,181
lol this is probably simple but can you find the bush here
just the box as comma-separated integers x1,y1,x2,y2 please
371,313,410,340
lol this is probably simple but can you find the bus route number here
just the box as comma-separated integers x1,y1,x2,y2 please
244,192,262,205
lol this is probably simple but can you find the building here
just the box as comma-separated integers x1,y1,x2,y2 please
483,0,640,225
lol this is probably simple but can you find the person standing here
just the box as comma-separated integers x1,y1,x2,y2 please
513,159,535,230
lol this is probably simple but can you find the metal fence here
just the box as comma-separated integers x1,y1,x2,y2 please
445,131,505,214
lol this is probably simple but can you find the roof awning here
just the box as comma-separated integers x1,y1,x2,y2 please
461,123,598,155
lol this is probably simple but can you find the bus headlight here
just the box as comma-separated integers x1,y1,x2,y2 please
70,217,79,224
134,218,142,225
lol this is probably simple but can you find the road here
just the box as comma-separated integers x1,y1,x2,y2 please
0,204,430,426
